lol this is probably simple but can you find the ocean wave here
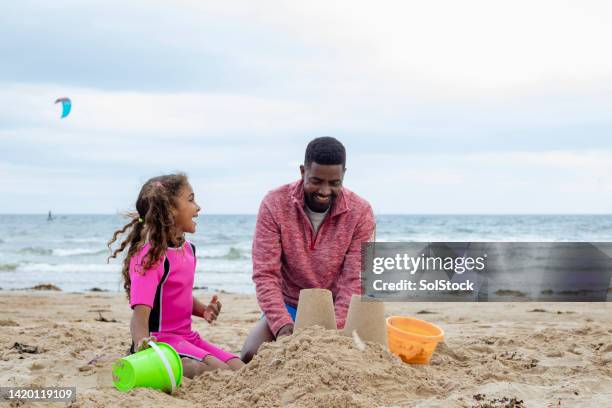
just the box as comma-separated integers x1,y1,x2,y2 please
201,247,250,260
0,263,18,271
52,248,107,257
453,227,475,234
16,246,107,257
63,237,105,244
17,263,118,273
18,247,52,255
195,271,253,287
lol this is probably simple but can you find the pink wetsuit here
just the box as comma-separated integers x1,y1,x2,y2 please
129,241,237,362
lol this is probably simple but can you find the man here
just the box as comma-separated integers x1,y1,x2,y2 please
241,137,375,362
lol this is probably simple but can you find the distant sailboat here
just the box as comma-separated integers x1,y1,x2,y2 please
47,211,54,221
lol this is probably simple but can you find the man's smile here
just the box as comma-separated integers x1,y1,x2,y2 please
314,194,331,203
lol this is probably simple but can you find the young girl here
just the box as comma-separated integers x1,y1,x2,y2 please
107,173,244,377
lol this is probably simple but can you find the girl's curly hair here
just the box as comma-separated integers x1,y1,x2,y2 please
107,173,189,298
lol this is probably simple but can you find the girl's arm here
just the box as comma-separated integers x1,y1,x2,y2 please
192,297,206,317
131,305,153,350
192,295,221,323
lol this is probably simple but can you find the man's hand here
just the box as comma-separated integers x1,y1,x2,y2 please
276,323,294,339
136,336,157,352
201,295,222,323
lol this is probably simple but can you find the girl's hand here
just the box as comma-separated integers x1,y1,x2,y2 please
136,336,157,352
201,295,221,323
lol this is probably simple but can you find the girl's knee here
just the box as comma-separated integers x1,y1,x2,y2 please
203,355,230,370
181,357,203,378
226,357,245,370
181,356,230,378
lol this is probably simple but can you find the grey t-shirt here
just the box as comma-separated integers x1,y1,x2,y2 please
304,205,329,234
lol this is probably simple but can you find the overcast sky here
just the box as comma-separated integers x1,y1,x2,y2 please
1,1,611,214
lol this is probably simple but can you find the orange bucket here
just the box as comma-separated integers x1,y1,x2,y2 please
386,316,444,364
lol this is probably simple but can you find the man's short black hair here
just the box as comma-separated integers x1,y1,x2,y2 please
304,136,346,168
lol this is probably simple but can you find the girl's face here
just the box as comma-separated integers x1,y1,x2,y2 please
173,183,201,234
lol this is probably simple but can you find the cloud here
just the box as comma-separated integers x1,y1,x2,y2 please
2,1,612,213
2,145,611,213
4,1,612,96
2,83,611,150
347,149,612,214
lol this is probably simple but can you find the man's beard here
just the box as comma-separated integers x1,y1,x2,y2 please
305,191,336,213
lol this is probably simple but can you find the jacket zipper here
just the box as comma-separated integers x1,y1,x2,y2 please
312,215,330,250
300,207,329,250
297,206,317,250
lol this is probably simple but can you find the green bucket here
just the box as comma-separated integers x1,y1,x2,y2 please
112,342,183,394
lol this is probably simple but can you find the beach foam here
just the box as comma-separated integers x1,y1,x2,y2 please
52,248,107,257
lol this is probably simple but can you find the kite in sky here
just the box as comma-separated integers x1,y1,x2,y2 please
54,97,72,118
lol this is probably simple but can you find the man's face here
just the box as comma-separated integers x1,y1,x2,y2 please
300,162,345,212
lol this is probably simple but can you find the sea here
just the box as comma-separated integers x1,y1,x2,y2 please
0,214,611,294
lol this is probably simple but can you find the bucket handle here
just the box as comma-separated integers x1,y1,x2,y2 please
148,341,177,394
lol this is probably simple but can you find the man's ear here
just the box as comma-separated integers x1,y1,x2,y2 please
300,164,305,180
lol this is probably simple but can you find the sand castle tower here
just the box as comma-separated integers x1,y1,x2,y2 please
341,294,387,348
294,288,337,330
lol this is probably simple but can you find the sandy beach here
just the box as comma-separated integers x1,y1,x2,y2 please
0,289,610,407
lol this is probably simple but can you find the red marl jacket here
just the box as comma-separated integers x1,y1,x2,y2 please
252,180,376,335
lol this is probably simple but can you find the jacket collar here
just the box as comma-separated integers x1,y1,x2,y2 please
290,180,350,218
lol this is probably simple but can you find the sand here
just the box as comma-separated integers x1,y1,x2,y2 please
0,290,611,407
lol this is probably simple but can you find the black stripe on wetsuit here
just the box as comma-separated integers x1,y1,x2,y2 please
148,257,171,333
